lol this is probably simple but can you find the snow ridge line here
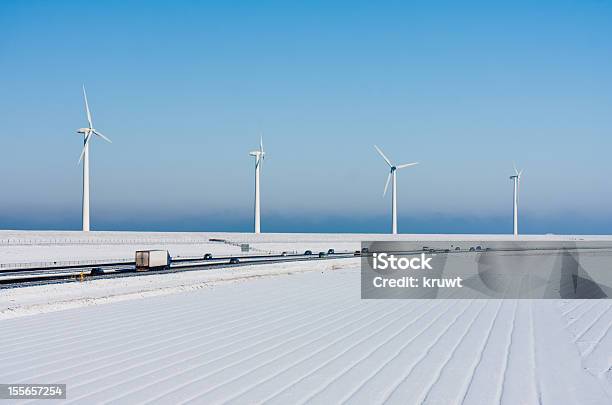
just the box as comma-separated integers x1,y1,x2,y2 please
530,300,543,405
572,302,612,344
336,301,457,405
46,283,358,387
2,291,301,373
42,298,363,405
560,300,588,317
6,277,353,384
0,289,291,358
47,283,365,403
158,301,414,404
558,300,588,316
378,300,476,404
581,311,612,358
0,269,351,355
566,301,599,327
69,294,394,404
458,300,505,404
0,275,311,354
339,301,461,404
252,301,444,405
408,301,489,404
496,299,519,405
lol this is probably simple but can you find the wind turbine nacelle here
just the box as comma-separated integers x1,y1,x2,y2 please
77,128,89,134
249,151,259,156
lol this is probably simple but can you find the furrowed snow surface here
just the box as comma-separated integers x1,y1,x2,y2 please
1,262,611,404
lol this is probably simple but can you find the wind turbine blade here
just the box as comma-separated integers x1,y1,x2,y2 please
93,130,112,143
260,136,264,153
513,161,518,176
83,85,93,129
77,133,91,164
396,162,418,169
383,172,391,197
374,145,392,167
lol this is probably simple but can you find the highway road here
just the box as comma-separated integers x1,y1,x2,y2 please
0,252,356,288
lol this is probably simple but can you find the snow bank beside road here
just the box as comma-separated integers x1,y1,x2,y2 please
0,258,359,320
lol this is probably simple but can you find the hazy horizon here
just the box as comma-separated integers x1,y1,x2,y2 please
2,207,612,235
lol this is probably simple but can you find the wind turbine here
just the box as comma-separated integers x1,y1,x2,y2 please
374,145,418,234
76,85,112,232
509,163,523,237
249,136,265,234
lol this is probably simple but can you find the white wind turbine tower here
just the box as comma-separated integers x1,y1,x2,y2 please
249,136,265,234
374,145,418,234
76,85,112,232
509,163,523,237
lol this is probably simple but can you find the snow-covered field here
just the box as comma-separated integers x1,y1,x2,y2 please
1,231,612,404
1,262,611,404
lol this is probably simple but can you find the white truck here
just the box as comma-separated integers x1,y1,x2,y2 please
135,250,170,271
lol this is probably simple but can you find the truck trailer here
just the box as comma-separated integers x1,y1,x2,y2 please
135,250,170,271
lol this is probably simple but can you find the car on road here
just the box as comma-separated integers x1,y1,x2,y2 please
281,252,288,257
304,250,313,255
203,253,213,260
318,252,327,258
90,267,104,276
327,249,335,254
229,257,240,264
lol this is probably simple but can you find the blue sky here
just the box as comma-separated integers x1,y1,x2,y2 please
1,0,611,233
